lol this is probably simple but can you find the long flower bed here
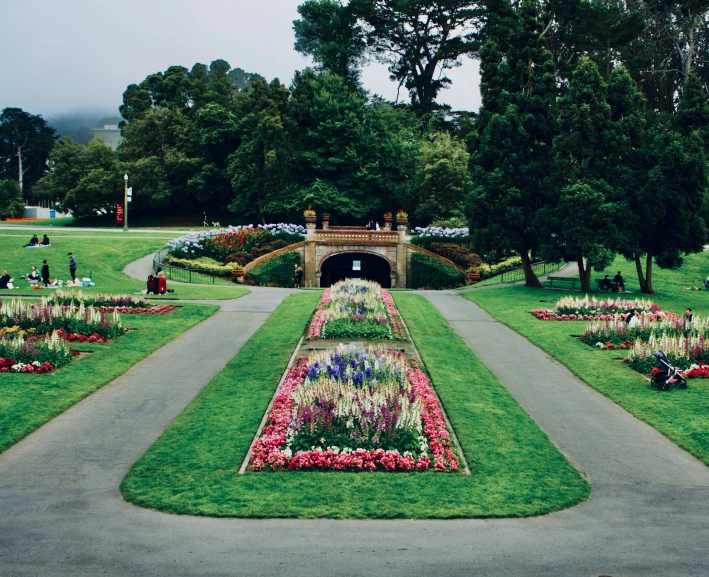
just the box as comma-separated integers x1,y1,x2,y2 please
49,291,176,315
49,290,149,309
0,299,125,338
249,345,458,472
307,279,408,341
532,295,662,321
580,313,684,346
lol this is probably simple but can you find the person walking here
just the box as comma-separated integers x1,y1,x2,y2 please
293,264,300,288
68,253,77,282
297,265,304,287
41,260,50,287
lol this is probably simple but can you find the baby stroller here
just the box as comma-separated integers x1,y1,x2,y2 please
651,350,688,390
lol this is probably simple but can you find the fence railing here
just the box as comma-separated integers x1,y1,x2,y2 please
497,260,565,284
152,247,217,284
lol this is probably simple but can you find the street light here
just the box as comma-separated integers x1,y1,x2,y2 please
123,173,129,232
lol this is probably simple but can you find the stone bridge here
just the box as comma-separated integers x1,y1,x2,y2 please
243,224,466,288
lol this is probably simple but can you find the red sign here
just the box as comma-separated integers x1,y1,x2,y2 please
116,203,124,225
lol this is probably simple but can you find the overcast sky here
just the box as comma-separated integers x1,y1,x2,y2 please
1,0,482,119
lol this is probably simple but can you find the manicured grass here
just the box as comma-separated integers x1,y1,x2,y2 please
0,303,218,454
120,292,589,519
0,235,251,300
465,253,709,467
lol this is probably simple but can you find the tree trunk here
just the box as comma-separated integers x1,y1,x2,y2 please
634,253,648,293
644,252,654,294
519,249,542,288
17,143,24,191
578,257,591,293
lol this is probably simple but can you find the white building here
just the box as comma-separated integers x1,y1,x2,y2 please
90,124,122,150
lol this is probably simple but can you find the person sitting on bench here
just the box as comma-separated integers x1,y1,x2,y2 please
613,271,625,292
599,275,613,291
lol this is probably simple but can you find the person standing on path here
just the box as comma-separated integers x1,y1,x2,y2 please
41,260,50,287
68,253,77,282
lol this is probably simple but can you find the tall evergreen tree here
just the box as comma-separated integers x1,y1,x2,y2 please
546,56,631,292
468,0,558,287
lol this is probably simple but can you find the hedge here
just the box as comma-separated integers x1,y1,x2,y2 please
164,256,239,276
245,251,301,287
410,252,465,289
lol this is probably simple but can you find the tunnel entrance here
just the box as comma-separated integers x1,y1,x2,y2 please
320,252,392,288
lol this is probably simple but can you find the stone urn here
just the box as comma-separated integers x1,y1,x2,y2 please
232,269,245,283
383,213,393,231
321,213,330,229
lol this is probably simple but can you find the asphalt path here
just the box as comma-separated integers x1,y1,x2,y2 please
0,288,708,576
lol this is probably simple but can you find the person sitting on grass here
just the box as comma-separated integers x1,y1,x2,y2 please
42,234,50,246
26,265,40,282
24,235,39,248
0,270,14,289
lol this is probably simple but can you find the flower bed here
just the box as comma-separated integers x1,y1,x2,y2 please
307,279,408,341
0,299,125,338
625,333,709,374
580,314,684,346
101,305,177,315
532,295,663,321
0,332,73,370
166,224,305,264
249,345,458,472
0,359,54,373
49,290,149,309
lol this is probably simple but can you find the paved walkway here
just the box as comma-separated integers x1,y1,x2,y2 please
1,289,709,576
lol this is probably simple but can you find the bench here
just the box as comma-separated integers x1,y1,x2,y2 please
595,278,624,293
546,276,578,289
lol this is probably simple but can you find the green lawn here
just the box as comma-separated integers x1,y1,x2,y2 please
0,303,219,454
0,234,251,300
465,251,709,467
120,292,589,519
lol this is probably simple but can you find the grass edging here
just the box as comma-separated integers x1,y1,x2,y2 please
120,292,589,519
0,303,220,454
465,283,709,467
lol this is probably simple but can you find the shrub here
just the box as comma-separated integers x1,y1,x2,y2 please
246,252,301,287
164,256,239,276
225,239,290,266
426,242,482,269
479,256,523,279
410,252,465,289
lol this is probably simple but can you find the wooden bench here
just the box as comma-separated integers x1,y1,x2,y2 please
546,276,578,289
595,278,623,293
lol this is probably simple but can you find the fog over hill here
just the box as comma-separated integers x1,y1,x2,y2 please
46,109,121,145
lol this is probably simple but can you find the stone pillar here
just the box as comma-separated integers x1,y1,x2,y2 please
304,223,317,287
396,224,408,288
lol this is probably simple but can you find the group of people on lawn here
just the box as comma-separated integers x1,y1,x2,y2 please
23,234,51,248
1,253,79,290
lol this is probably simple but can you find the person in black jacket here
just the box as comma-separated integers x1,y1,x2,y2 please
42,234,50,245
42,260,50,286
613,271,625,292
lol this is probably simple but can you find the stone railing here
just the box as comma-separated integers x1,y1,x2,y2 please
314,230,400,243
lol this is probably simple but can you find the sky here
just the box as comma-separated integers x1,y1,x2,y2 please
1,0,482,119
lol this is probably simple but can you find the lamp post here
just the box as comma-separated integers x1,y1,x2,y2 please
123,173,129,232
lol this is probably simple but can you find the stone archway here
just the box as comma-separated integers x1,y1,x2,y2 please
319,252,392,288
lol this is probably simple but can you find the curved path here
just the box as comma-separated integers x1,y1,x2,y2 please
1,290,708,576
